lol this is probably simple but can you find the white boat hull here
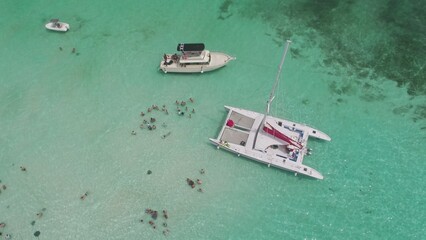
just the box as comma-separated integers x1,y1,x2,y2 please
160,52,234,73
209,106,331,180
45,22,69,32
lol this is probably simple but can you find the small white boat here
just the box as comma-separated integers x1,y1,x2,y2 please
160,43,234,73
209,40,331,180
45,19,69,32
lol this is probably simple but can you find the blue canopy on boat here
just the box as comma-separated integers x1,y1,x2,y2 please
177,43,205,52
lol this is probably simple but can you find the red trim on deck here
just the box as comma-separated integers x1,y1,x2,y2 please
263,125,303,149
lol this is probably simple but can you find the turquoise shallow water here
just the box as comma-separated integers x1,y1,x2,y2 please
1,0,425,239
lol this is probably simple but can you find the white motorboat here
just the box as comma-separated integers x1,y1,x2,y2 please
45,19,69,32
160,43,234,73
209,40,331,180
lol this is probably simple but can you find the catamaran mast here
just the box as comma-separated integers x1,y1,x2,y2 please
253,40,292,150
267,40,292,114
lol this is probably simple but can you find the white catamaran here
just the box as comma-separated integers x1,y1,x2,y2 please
209,40,331,179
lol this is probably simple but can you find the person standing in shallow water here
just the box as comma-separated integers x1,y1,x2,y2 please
80,191,88,200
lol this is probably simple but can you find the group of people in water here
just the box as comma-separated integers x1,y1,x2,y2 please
141,208,170,235
139,168,205,236
0,181,7,236
187,168,206,193
58,46,78,56
0,222,6,238
131,97,196,137
0,222,10,239
0,202,46,238
1,177,10,238
2,164,87,238
176,99,196,117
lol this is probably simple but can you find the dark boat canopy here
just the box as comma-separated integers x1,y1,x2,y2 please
177,43,205,52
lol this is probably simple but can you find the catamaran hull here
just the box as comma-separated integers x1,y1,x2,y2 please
209,106,331,180
160,52,233,73
210,138,324,179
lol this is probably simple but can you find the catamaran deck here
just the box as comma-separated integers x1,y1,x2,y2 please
228,110,255,130
220,127,249,146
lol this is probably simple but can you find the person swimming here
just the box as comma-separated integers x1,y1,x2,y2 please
80,191,88,200
161,132,171,139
